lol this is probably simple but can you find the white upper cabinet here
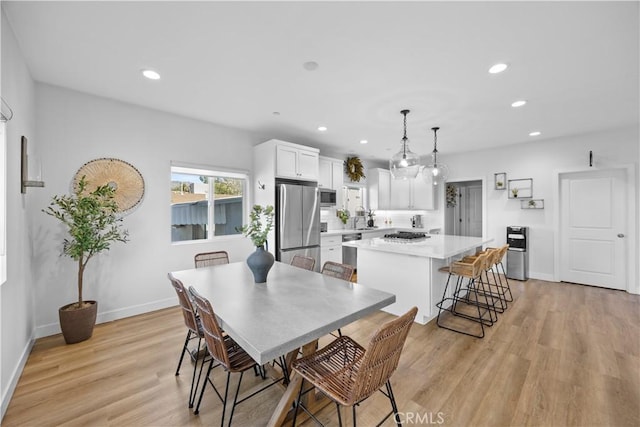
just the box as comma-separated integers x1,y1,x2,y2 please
411,175,435,210
274,142,319,181
390,177,411,209
319,156,343,189
385,169,435,210
368,168,390,210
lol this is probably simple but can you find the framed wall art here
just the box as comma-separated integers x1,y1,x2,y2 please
494,172,506,190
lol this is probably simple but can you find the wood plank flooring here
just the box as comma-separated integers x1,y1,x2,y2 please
3,278,639,426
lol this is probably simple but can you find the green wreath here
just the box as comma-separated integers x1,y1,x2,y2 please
345,156,366,182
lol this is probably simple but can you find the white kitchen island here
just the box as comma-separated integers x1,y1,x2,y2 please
343,234,493,324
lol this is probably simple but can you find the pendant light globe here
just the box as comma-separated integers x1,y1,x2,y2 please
390,110,421,180
422,127,449,186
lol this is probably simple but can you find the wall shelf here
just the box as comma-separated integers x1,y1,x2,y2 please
521,199,544,209
508,178,532,199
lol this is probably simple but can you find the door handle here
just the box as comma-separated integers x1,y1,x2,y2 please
617,233,625,238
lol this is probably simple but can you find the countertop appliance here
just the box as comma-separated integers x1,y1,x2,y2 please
276,180,321,271
342,232,362,269
506,226,528,280
411,215,423,228
319,188,337,207
383,231,429,242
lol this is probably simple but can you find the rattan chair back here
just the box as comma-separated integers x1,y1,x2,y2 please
350,306,417,404
321,261,355,281
188,286,231,369
168,273,199,334
291,254,316,271
483,248,499,268
194,251,229,268
450,252,486,278
497,244,509,262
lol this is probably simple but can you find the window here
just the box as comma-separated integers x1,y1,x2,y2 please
170,165,247,243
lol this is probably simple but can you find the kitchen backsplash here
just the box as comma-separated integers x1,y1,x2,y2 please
321,207,442,232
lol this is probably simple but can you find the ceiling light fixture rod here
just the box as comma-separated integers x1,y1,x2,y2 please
431,126,439,164
401,109,410,158
389,109,420,180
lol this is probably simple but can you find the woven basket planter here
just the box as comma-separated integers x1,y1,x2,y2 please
58,301,98,344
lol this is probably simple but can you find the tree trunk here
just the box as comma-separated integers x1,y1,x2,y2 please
78,258,84,306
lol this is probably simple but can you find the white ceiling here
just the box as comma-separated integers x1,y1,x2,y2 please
3,1,638,162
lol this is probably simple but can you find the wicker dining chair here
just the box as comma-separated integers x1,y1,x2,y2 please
321,261,356,337
189,286,283,426
194,251,230,268
291,306,418,427
290,254,316,271
321,261,355,281
168,273,206,408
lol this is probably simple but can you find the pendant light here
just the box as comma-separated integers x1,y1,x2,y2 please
390,109,421,180
423,126,449,186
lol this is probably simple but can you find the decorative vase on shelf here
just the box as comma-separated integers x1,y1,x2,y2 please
246,245,274,283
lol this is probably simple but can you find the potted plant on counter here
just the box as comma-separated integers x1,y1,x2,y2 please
239,204,275,283
337,209,349,228
44,176,129,344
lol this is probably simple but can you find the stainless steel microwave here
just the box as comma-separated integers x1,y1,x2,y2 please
319,188,337,207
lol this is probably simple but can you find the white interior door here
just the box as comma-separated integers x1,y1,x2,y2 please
560,169,626,290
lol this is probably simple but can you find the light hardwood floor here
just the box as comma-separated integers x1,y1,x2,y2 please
3,278,639,426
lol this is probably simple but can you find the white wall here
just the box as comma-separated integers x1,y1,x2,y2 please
1,9,37,418
441,127,639,290
30,84,260,338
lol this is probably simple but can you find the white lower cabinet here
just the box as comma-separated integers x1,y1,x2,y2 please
321,235,342,266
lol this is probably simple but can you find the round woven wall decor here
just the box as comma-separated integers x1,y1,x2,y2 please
73,158,145,214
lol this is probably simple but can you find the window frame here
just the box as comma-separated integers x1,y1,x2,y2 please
170,162,251,245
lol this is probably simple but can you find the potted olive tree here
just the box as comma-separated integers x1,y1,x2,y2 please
44,176,129,344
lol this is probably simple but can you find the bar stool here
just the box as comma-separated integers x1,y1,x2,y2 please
461,248,507,314
494,245,513,302
436,252,495,338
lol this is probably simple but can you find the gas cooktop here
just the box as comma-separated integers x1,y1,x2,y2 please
383,231,430,242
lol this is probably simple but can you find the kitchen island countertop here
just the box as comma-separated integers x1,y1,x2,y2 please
342,234,493,259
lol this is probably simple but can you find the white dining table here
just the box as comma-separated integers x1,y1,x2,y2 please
169,261,396,426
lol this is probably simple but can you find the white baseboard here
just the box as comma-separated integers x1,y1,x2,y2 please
35,297,177,339
1,334,34,420
529,272,556,282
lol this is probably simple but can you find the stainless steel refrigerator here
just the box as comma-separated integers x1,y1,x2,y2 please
276,181,321,271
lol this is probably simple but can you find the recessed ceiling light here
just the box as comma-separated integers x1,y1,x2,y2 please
360,140,368,144
272,111,280,116
141,69,161,80
303,61,319,71
511,100,527,108
529,131,541,136
317,126,327,132
489,63,508,74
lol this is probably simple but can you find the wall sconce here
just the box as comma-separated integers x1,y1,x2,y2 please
21,136,45,193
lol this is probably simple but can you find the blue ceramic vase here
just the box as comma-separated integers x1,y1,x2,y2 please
246,245,274,283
